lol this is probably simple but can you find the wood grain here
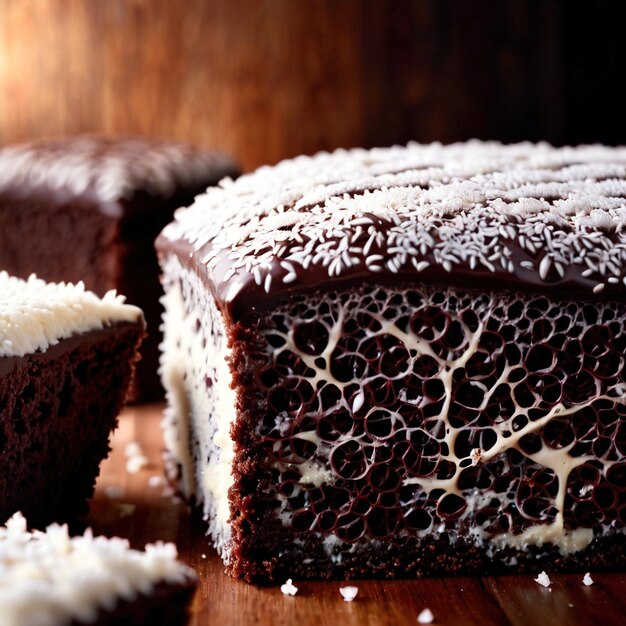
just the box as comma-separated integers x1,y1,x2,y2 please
90,404,626,626
1,1,625,172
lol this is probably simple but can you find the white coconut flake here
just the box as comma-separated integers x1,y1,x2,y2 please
339,586,359,602
124,441,149,474
583,572,594,586
534,571,552,588
148,475,166,488
417,607,435,624
280,578,298,596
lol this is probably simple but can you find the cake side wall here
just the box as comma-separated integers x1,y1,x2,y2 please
226,281,626,580
0,323,144,527
0,196,121,296
159,255,238,559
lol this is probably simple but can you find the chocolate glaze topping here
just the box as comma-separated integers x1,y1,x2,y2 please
158,141,626,321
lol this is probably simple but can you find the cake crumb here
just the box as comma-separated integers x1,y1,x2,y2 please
470,448,483,465
104,485,123,499
339,586,358,602
148,475,165,488
583,573,594,586
534,571,551,588
417,608,434,623
118,503,136,517
124,441,149,474
281,578,298,596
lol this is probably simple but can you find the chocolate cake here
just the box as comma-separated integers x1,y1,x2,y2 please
156,141,626,581
0,512,196,626
0,136,239,401
0,272,145,528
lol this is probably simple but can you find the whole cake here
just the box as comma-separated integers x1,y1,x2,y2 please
0,272,145,527
0,512,196,626
156,141,626,581
0,136,239,400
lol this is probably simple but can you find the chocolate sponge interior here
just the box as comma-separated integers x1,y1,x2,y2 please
0,322,143,528
228,283,626,579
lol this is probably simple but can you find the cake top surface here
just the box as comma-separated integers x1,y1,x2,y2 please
159,141,626,319
0,135,238,217
0,512,195,626
0,272,143,358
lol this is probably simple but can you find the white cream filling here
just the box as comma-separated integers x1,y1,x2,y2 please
0,272,142,357
159,256,237,558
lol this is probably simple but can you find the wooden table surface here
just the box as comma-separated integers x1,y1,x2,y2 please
90,404,626,626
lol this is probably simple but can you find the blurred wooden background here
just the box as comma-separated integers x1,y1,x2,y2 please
0,0,624,171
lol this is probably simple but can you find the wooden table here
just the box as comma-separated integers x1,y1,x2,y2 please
90,404,626,626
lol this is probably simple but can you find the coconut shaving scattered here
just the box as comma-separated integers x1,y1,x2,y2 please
280,578,298,596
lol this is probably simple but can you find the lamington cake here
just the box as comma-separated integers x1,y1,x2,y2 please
0,272,145,527
0,512,196,626
0,136,239,400
156,141,626,581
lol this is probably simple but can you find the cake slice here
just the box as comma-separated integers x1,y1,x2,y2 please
156,141,626,581
0,136,239,400
0,512,196,626
0,272,145,527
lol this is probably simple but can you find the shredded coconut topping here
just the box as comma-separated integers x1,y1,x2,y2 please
0,512,196,626
162,141,626,306
583,572,594,586
0,135,236,215
0,272,142,358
